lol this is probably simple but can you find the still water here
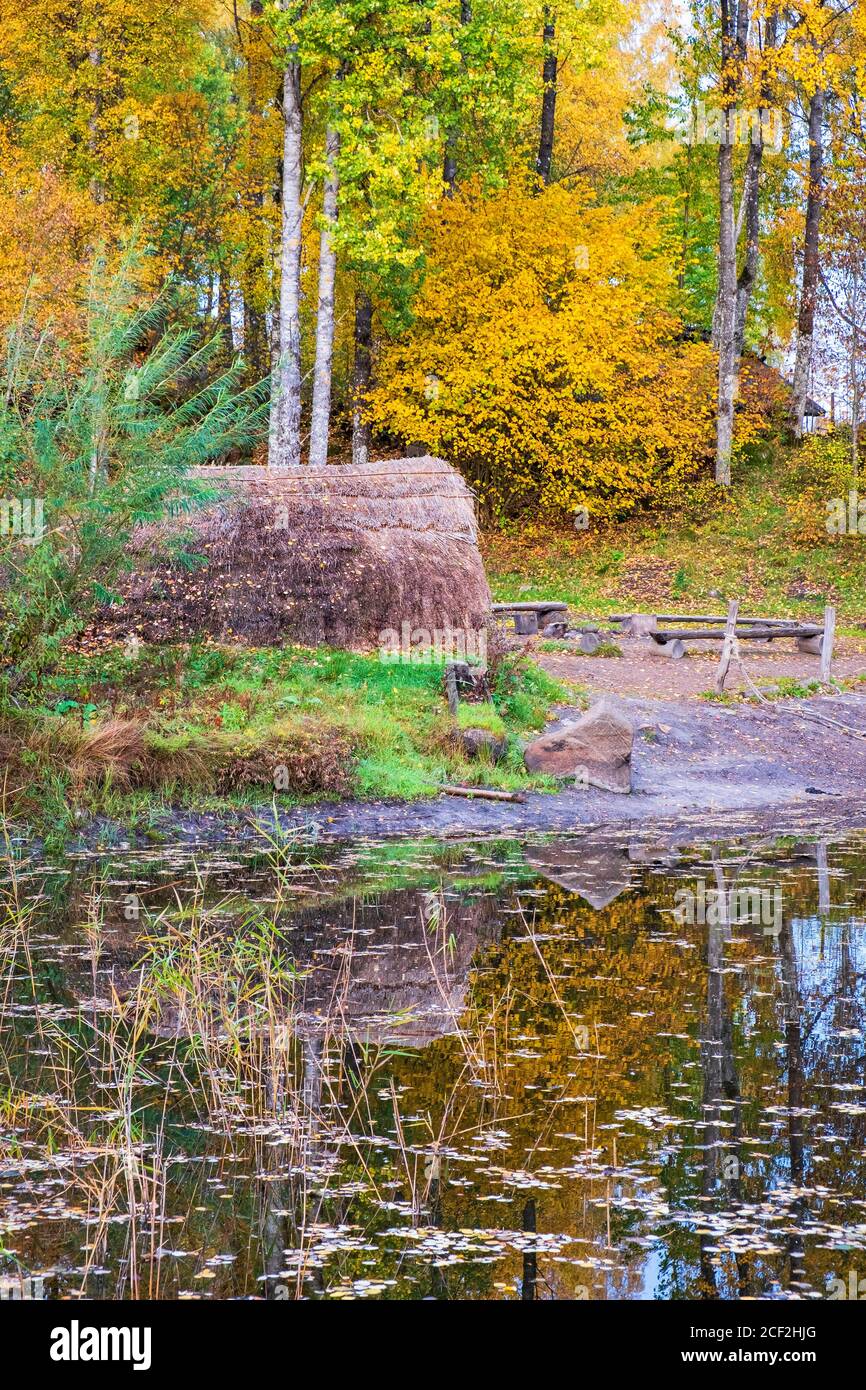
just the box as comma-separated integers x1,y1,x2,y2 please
2,829,865,1300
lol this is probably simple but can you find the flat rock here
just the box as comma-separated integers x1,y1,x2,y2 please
524,698,633,792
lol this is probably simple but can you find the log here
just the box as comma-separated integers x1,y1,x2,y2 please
653,624,822,643
613,613,802,626
492,601,568,614
617,614,658,638
438,784,526,803
648,637,686,659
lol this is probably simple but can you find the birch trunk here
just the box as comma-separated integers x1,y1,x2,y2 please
734,6,778,356
241,0,270,382
351,289,373,467
714,0,749,485
716,130,737,485
308,127,340,469
269,60,304,469
733,138,762,359
442,2,472,195
791,88,825,439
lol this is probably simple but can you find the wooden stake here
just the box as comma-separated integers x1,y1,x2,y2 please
444,663,459,715
714,599,740,694
820,604,836,683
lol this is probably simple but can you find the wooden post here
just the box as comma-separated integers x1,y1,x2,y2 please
444,662,459,715
714,599,740,694
820,604,836,683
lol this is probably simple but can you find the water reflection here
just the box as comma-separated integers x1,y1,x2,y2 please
1,830,865,1300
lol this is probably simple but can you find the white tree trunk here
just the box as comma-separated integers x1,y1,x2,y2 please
308,127,340,470
351,289,373,467
716,132,737,486
791,89,824,440
269,61,304,469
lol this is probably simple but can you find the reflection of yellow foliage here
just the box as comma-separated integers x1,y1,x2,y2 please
369,180,731,523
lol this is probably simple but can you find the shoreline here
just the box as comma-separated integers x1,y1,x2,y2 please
12,690,866,859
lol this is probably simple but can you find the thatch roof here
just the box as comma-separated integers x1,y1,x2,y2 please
96,456,491,648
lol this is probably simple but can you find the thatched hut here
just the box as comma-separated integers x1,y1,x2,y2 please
97,456,491,649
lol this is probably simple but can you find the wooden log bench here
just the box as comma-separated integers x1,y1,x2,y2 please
649,624,823,645
610,611,833,667
492,601,569,634
492,603,603,648
611,613,824,646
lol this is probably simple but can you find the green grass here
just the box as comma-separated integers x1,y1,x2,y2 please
4,641,573,839
483,436,866,629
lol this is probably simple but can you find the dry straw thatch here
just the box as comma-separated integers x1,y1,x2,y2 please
97,455,491,648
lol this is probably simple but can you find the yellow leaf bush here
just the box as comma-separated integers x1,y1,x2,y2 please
368,180,722,524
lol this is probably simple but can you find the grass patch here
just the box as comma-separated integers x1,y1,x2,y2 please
2,640,571,839
483,436,866,626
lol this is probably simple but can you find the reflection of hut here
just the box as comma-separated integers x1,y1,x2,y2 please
291,891,501,1046
94,457,491,648
63,887,503,1051
526,842,633,910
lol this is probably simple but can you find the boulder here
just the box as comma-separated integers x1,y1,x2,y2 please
523,698,634,792
459,728,508,763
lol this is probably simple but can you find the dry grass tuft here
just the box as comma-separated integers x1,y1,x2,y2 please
214,720,354,798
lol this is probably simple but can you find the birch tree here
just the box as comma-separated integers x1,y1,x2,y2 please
715,0,750,485
790,83,825,438
269,48,304,469
308,125,339,467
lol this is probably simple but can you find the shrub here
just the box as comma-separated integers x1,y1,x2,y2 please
367,180,726,524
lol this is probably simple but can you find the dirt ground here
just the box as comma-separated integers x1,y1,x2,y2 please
536,633,866,700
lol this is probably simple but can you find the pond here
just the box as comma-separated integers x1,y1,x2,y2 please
2,827,865,1301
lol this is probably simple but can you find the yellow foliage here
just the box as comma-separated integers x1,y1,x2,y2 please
0,132,100,339
368,180,720,523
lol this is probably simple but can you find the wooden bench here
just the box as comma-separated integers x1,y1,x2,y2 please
492,601,570,635
612,613,824,646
